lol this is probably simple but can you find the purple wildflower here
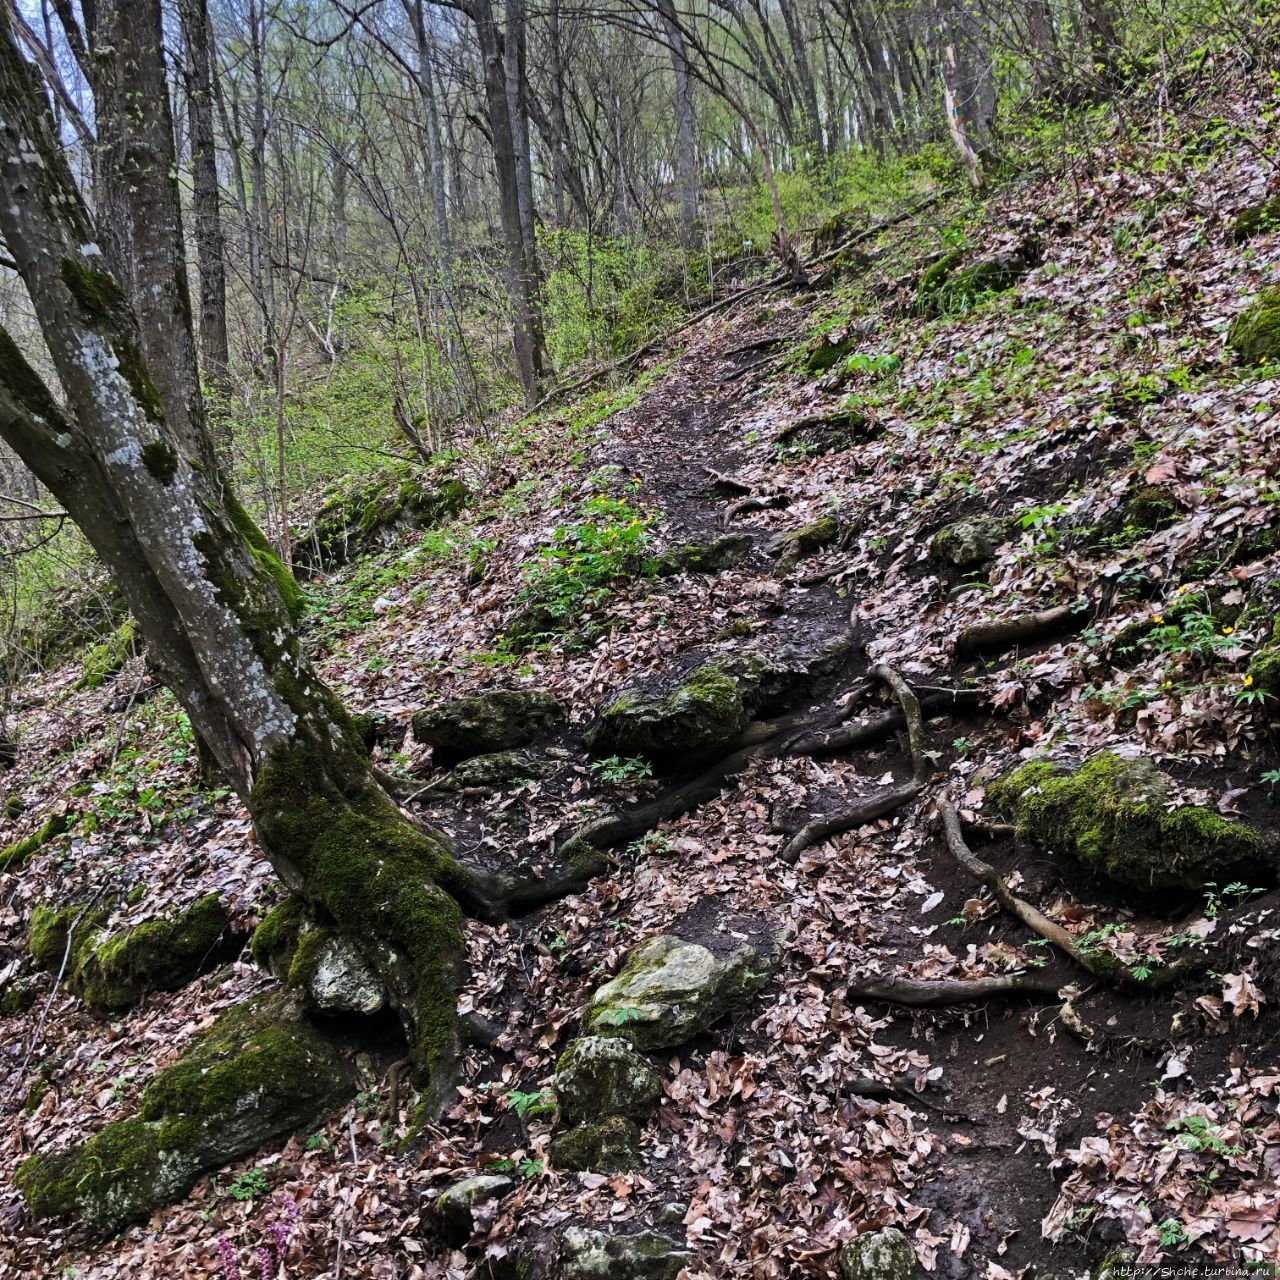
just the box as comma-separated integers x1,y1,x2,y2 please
216,1236,242,1280
267,1217,292,1265
256,1244,276,1280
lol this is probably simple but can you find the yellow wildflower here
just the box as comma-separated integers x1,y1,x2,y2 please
1243,674,1254,686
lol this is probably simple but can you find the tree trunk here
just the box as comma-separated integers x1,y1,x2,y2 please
176,0,232,429
777,0,824,156
934,0,997,189
467,0,544,402
0,3,482,1113
657,0,700,248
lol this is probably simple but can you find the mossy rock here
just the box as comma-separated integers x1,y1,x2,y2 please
76,618,139,690
918,245,1038,317
288,927,387,1015
806,334,856,374
553,1036,663,1125
774,408,876,455
1,811,72,874
1,978,39,1019
561,1227,693,1280
550,1115,642,1173
838,1227,916,1280
930,515,1013,567
435,1174,516,1245
987,751,1275,891
15,992,351,1235
714,635,851,719
652,533,752,576
811,210,865,255
250,896,309,978
1125,485,1179,533
4,794,25,819
411,690,566,764
585,934,776,1051
1228,286,1280,365
1230,196,1280,243
585,665,748,761
427,749,557,794
296,466,469,569
31,894,244,1012
1247,613,1280,704
767,516,838,570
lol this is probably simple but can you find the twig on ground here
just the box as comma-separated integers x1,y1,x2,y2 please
779,779,924,864
846,971,1067,1005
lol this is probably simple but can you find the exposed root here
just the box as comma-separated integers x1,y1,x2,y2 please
703,467,754,494
870,663,929,782
724,493,789,526
955,603,1086,656
786,687,981,756
780,780,924,864
846,971,1067,1005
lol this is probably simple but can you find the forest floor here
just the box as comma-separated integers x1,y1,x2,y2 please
3,80,1280,1280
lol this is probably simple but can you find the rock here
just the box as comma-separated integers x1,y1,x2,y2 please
1093,1250,1138,1280
838,1227,916,1280
767,516,839,570
551,1116,641,1172
1229,286,1280,365
918,242,1039,317
435,1174,515,1244
1,811,72,873
774,409,876,455
15,992,351,1235
30,893,244,1013
249,896,309,979
988,751,1275,891
586,665,748,760
585,934,775,1050
430,749,557,793
806,334,856,373
411,690,566,763
553,1036,663,1124
1231,196,1280,243
930,515,1012,567
1248,614,1280,701
561,1227,693,1280
714,635,851,717
294,930,386,1015
653,533,752,575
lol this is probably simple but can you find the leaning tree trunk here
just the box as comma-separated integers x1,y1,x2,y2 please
934,0,997,189
0,4,481,1113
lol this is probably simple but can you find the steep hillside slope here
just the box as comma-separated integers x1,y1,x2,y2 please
2,82,1280,1280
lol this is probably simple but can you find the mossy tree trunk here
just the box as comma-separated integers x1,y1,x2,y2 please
0,4,479,1110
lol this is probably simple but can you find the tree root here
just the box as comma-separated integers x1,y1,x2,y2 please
780,780,923,864
724,493,789,525
870,664,929,782
703,467,754,494
955,603,1086,656
785,687,981,756
846,971,1067,1005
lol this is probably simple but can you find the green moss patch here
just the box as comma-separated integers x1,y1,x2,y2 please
1229,287,1280,365
1231,197,1280,243
988,751,1275,891
250,896,309,976
1,812,72,873
76,618,139,690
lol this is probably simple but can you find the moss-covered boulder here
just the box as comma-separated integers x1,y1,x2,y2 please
918,245,1038,317
553,1036,663,1125
1,810,72,873
1247,614,1280,704
806,334,856,374
767,516,839,571
74,894,242,1013
30,894,243,1012
988,751,1275,891
838,1227,916,1280
76,618,138,690
774,408,876,455
1231,197,1280,243
288,927,386,1015
429,749,557,793
411,690,565,764
586,665,748,761
550,1115,642,1173
561,1227,693,1280
1123,485,1179,533
1229,286,1280,365
295,466,469,570
249,896,309,978
15,992,351,1235
930,514,1013,567
435,1173,515,1244
652,533,752,576
585,934,776,1051
714,635,851,718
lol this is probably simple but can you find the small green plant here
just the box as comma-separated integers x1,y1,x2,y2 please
1166,1115,1244,1157
951,736,974,756
842,351,900,378
518,1157,544,1179
600,1006,644,1027
225,1168,270,1203
1074,923,1124,956
590,755,654,785
504,1089,556,1121
1155,1217,1192,1248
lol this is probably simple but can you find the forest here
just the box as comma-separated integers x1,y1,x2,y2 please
1,0,1279,1276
